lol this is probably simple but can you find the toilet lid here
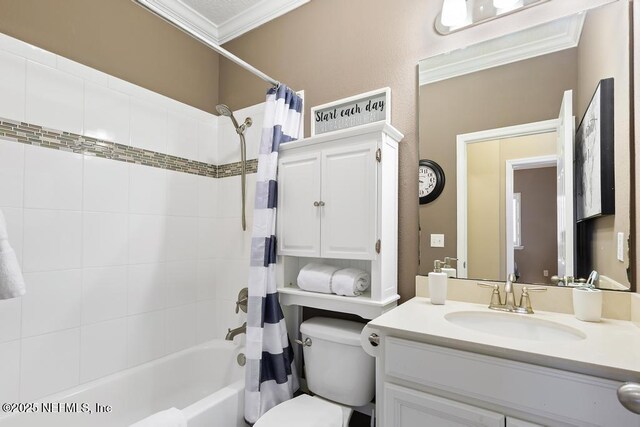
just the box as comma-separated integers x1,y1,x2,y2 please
254,395,343,427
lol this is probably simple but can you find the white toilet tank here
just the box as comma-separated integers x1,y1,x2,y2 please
300,317,375,407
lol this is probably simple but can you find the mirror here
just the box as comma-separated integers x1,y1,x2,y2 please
418,1,634,291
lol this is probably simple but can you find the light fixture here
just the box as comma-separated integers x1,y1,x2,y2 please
435,0,548,35
441,0,468,27
493,0,522,10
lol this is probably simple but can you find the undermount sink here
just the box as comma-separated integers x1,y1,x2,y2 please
444,311,586,342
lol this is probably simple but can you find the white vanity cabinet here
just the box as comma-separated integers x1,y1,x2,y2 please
385,383,543,427
275,122,403,319
376,336,639,427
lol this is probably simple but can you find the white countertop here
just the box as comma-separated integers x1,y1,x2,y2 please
367,297,640,382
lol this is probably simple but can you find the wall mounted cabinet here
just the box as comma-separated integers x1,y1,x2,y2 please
276,122,403,319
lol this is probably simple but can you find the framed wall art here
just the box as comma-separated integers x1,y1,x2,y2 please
575,77,615,222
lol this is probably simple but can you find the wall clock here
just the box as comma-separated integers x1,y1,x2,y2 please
419,159,445,204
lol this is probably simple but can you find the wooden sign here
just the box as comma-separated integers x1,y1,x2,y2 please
311,88,391,136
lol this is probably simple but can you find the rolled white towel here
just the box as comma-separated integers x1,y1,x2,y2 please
130,408,187,427
0,209,25,300
297,263,340,294
332,268,370,297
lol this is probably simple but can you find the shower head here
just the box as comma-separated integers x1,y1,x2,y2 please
216,104,233,117
216,104,252,135
216,104,240,130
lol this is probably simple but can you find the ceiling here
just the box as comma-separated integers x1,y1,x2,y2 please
136,0,310,45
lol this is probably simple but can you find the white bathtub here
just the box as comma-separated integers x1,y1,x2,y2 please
0,340,247,427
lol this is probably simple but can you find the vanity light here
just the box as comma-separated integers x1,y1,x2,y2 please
441,0,468,27
435,0,548,35
493,0,524,12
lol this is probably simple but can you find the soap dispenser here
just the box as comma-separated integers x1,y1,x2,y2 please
442,257,458,278
429,260,448,305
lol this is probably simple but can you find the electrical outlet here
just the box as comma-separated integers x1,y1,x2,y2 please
430,234,445,248
543,270,549,277
617,232,624,262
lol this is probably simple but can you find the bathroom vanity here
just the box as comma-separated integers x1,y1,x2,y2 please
363,298,640,427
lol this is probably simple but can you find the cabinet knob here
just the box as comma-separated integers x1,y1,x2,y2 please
618,383,640,414
313,201,319,207
368,333,380,347
318,201,325,207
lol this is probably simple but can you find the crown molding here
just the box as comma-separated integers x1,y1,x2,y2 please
419,13,585,86
135,0,309,45
218,0,310,44
137,0,220,42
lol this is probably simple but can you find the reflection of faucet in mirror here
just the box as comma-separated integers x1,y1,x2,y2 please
417,1,633,291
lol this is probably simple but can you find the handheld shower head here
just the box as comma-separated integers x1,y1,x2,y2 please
216,104,240,129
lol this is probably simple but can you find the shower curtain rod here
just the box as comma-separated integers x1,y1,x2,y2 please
134,0,289,91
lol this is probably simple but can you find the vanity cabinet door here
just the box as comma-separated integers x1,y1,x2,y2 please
320,142,377,260
506,418,543,427
384,383,505,427
277,150,321,257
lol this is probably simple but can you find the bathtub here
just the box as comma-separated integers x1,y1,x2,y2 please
0,340,247,427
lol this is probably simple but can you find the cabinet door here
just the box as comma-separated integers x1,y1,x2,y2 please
384,383,505,427
506,418,543,427
321,143,377,260
277,151,321,257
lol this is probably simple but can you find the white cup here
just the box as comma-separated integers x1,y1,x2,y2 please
572,287,602,322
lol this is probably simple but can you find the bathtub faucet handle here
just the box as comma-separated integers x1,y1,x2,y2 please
235,288,249,314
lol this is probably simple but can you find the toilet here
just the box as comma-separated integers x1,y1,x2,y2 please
254,317,375,427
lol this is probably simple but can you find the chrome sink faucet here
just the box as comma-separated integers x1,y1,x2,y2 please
503,273,517,311
477,273,546,314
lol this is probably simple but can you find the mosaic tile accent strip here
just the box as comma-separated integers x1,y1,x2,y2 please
218,159,259,178
0,117,256,178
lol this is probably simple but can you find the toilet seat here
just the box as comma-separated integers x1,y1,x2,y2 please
254,394,350,427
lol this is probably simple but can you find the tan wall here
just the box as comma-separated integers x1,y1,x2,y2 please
576,1,631,286
467,141,501,280
219,0,430,301
0,0,220,114
514,167,558,284
419,49,579,275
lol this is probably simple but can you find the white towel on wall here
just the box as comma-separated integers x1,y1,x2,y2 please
0,209,25,300
297,263,340,294
332,268,371,297
130,408,187,427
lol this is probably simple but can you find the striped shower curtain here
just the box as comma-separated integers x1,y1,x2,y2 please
244,85,302,424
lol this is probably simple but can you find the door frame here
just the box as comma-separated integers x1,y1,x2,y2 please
456,119,558,278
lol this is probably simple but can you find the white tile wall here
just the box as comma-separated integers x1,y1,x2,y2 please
0,340,20,403
25,61,84,135
0,139,24,207
81,266,127,325
20,328,80,401
22,210,82,273
80,318,127,382
84,82,130,144
21,269,82,337
130,98,168,153
0,33,268,403
83,155,130,213
126,311,165,367
0,50,26,122
24,145,83,210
